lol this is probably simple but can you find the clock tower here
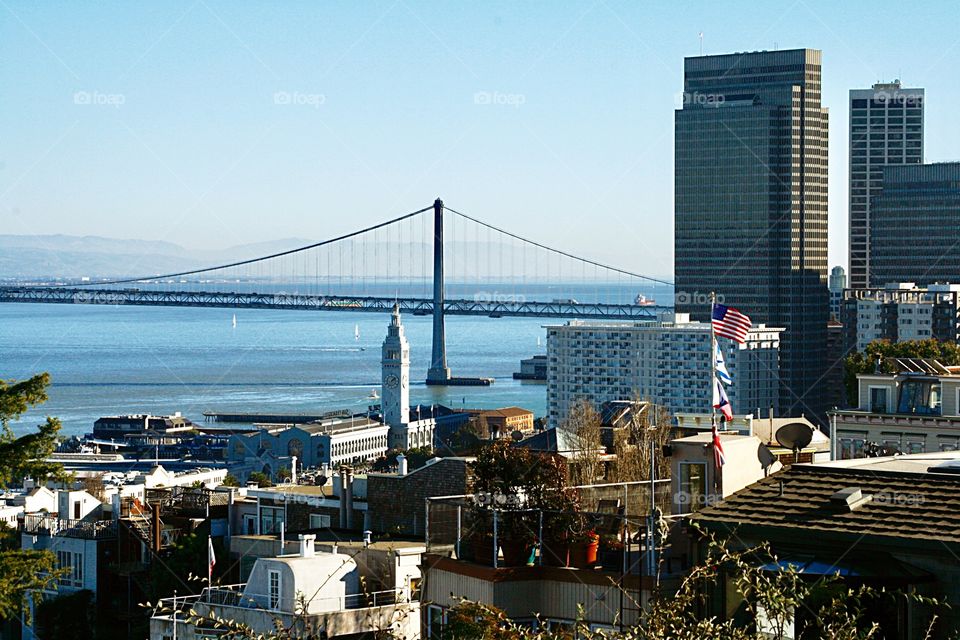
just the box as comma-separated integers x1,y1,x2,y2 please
381,304,410,431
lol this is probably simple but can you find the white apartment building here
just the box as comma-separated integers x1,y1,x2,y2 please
842,282,960,352
546,315,782,427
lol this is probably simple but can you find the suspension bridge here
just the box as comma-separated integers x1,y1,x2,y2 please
0,199,673,384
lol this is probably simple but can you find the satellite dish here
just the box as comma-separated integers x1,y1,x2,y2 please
775,422,814,451
512,430,524,441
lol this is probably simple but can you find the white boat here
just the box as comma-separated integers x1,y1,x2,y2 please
354,324,360,341
232,313,237,328
367,388,379,400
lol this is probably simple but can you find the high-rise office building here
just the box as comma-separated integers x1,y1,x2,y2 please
871,162,960,287
675,49,829,421
848,81,924,289
829,265,846,320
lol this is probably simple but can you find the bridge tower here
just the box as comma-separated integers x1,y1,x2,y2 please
426,197,451,384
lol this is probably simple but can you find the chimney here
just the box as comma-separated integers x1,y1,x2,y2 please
338,468,348,528
396,453,408,476
345,469,355,529
299,534,316,558
291,456,298,485
151,502,162,552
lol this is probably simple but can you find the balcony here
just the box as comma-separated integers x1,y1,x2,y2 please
151,585,415,639
22,514,117,540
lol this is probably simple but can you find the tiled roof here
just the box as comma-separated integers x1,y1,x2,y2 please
691,464,960,545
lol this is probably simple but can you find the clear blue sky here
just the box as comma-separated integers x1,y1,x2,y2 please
2,0,958,280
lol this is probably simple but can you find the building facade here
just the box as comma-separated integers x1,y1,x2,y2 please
830,364,960,458
674,48,830,419
841,282,960,352
871,162,960,287
829,265,846,320
545,316,783,427
848,81,924,289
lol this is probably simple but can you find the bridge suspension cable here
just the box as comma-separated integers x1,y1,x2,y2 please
68,205,433,287
443,206,673,287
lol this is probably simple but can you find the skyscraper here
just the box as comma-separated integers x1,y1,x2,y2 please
848,81,924,289
675,49,829,421
870,163,960,287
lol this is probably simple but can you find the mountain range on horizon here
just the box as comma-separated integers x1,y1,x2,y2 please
0,234,314,280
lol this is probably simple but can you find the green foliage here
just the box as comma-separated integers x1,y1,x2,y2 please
443,421,483,455
277,466,292,481
844,339,960,405
0,373,71,488
34,589,94,639
247,471,273,487
371,446,434,472
0,549,63,622
221,473,240,487
0,372,69,621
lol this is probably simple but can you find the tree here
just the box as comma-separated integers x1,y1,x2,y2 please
844,339,960,405
611,402,672,484
562,399,604,486
0,373,69,621
248,471,273,487
221,473,240,487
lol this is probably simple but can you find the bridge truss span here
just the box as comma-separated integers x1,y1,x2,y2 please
0,286,669,320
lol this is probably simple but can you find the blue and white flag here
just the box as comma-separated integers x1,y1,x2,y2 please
715,342,732,386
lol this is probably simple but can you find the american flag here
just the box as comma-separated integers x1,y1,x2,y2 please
711,303,752,344
711,422,726,469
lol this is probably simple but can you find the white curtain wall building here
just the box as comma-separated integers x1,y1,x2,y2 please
546,315,782,426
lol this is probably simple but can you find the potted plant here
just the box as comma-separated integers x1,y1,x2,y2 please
469,441,567,567
598,534,625,572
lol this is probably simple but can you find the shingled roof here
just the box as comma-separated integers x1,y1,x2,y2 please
691,462,960,548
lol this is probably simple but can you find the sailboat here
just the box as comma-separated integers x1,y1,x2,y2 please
232,314,237,328
537,335,541,348
354,324,360,341
367,388,379,400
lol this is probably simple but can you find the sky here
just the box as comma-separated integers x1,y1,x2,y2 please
2,0,959,281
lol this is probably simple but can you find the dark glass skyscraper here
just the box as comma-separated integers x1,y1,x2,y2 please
674,49,829,421
871,162,960,287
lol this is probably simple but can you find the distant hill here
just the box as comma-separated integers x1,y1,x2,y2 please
0,234,313,280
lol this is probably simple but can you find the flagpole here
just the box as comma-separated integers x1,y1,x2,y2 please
709,291,717,427
208,535,213,589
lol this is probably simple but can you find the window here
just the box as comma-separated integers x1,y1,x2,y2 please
898,379,942,415
309,513,331,529
869,387,888,413
260,506,284,535
57,550,83,587
427,605,447,638
268,569,281,610
678,463,707,513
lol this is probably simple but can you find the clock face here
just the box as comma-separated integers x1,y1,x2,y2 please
385,374,400,388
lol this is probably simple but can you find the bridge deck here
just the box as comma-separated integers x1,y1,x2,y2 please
0,286,671,320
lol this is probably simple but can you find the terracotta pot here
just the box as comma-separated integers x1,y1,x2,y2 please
500,539,536,567
567,534,600,568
